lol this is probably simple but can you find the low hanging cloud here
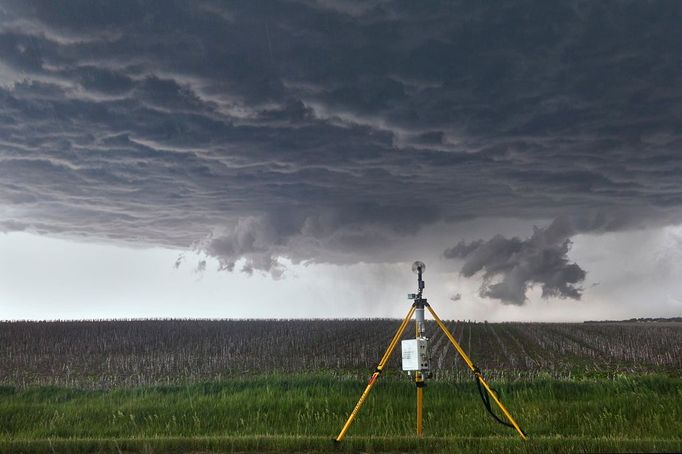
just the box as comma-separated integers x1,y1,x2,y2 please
193,209,425,276
444,218,586,305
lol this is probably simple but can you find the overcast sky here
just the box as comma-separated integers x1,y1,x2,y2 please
1,1,681,321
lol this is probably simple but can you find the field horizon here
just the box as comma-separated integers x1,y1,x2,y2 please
3,316,680,322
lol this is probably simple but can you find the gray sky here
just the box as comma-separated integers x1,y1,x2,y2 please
1,1,682,320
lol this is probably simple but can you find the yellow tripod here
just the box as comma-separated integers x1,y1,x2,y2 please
334,262,527,442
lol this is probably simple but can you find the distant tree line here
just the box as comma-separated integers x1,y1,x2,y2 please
585,317,682,323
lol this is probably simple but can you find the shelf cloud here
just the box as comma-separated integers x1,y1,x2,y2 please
1,1,682,276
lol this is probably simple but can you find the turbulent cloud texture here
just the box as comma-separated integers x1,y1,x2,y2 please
1,1,682,273
444,217,586,304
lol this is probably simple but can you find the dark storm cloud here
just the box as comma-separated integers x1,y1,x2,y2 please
444,217,586,305
2,1,682,274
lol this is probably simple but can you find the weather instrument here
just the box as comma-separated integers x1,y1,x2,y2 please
334,261,528,442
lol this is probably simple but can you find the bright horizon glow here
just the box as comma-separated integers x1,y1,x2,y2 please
2,227,680,323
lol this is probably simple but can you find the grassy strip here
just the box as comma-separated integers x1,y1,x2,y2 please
1,374,680,452
1,435,681,453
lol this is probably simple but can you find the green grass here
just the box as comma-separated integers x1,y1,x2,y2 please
0,373,680,452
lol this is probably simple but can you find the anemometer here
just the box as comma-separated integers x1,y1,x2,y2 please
334,261,528,442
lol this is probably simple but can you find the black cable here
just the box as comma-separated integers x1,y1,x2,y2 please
473,373,527,436
474,375,514,428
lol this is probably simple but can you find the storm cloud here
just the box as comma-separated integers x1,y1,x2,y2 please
1,1,682,274
444,217,586,304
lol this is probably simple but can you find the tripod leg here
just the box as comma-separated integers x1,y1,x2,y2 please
426,305,528,441
334,305,416,442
